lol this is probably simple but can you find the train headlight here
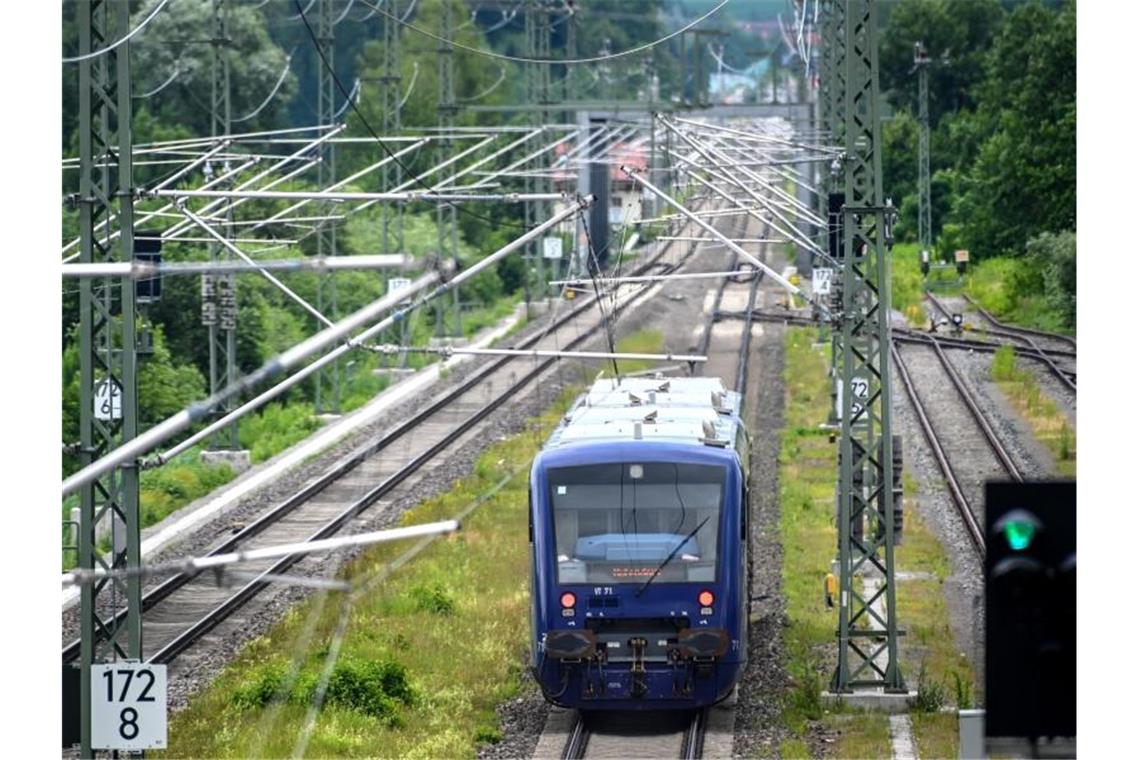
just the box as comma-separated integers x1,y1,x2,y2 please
560,592,577,609
697,590,715,608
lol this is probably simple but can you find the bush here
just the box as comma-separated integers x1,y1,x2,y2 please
230,662,288,710
318,658,415,725
410,583,456,615
238,401,321,463
913,662,946,713
952,670,973,710
990,345,1017,382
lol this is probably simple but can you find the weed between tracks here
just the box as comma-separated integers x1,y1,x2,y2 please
777,328,969,759
991,345,1076,477
161,388,581,758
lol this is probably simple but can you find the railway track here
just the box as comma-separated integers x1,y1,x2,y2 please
891,336,1027,557
714,308,1076,379
532,199,762,760
560,709,706,759
961,292,1076,352
924,292,1075,393
62,227,702,669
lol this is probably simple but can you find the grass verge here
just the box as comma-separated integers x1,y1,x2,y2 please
990,345,1075,477
778,327,971,757
965,257,1072,335
160,387,579,758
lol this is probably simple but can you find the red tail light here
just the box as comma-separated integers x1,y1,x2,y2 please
560,592,577,609
698,590,715,607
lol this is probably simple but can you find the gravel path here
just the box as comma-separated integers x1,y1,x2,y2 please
730,286,789,759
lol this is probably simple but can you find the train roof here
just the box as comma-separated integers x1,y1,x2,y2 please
542,377,746,451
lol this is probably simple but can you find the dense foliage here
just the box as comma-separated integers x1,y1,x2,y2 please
879,0,1075,328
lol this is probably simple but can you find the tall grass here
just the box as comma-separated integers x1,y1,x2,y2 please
161,389,581,758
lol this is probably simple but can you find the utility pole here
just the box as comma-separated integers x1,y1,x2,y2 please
437,0,461,336
831,0,906,694
207,0,240,450
914,42,932,259
76,1,142,754
315,0,340,414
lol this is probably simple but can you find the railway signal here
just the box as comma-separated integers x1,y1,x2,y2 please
984,481,1076,746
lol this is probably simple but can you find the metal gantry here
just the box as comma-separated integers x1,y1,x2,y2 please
208,0,240,449
831,0,906,693
315,0,340,414
76,1,142,754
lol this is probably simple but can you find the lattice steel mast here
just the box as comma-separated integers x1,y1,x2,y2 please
207,0,240,449
437,0,461,336
76,1,142,754
914,42,931,258
524,0,553,307
315,0,340,413
831,0,905,693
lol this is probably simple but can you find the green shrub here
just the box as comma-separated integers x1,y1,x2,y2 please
990,345,1018,382
952,669,973,710
315,658,415,725
239,401,320,463
231,662,288,710
913,662,946,713
475,726,503,744
410,583,456,615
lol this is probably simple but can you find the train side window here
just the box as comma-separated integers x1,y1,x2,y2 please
528,489,534,544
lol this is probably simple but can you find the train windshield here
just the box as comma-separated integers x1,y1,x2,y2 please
547,462,725,585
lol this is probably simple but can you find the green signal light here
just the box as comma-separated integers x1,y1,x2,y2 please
1003,519,1036,551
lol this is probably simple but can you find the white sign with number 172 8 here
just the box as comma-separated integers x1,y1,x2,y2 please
91,663,167,750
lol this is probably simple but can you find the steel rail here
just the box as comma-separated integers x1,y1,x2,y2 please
890,344,985,557
717,307,1076,378
925,293,1075,392
961,292,1076,350
927,339,1023,481
63,232,695,665
561,714,590,760
681,709,708,760
144,238,697,665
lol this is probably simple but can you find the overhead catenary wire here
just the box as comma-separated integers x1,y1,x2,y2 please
62,520,459,588
61,0,171,63
133,60,182,99
358,0,729,65
136,198,591,471
292,0,531,233
232,50,296,123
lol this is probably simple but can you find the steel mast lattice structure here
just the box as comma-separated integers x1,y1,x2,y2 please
75,1,142,754
208,0,240,449
315,0,340,413
437,0,462,336
914,41,932,258
830,0,905,693
524,0,554,306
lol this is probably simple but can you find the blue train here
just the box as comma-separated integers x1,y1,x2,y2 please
528,377,751,710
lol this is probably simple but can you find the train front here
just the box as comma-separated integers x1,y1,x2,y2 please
529,444,747,710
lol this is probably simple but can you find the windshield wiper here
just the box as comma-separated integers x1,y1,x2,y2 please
634,516,711,597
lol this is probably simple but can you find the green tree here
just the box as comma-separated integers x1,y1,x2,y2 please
128,0,297,138
949,0,1075,256
879,0,1003,125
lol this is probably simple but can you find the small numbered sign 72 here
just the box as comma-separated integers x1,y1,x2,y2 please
91,663,166,750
